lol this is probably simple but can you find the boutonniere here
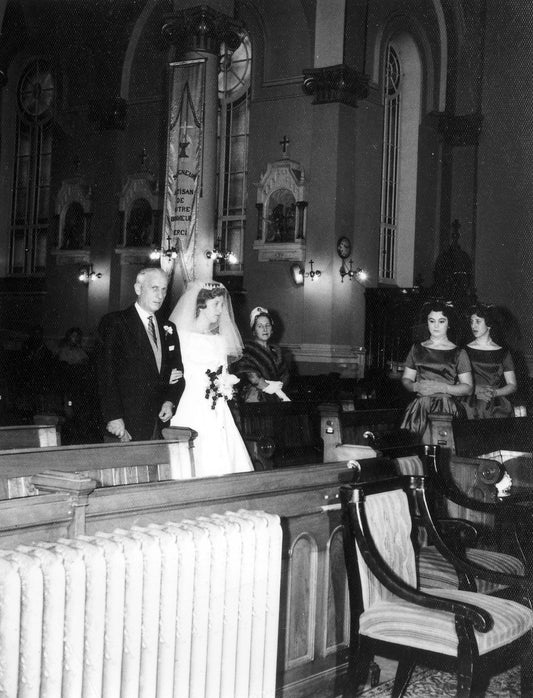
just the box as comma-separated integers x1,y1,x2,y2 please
163,324,173,338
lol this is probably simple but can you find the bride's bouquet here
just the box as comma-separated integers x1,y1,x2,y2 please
205,365,239,409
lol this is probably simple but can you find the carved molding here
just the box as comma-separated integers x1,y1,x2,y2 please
162,5,242,55
55,177,93,216
117,172,162,249
54,177,93,252
255,158,307,259
253,241,306,262
51,249,90,265
302,64,369,107
114,247,153,265
118,172,161,214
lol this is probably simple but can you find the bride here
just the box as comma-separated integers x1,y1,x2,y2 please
169,280,253,477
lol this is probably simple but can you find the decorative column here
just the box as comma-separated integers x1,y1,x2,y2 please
162,6,241,289
300,1,370,356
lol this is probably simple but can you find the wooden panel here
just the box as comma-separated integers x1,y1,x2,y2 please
0,459,353,696
0,424,59,449
324,526,349,655
286,534,317,667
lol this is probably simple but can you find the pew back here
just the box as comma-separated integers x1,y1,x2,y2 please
0,423,59,449
319,403,410,462
0,430,197,498
453,416,533,457
232,400,323,468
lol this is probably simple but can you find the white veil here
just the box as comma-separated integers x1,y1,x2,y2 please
169,280,244,362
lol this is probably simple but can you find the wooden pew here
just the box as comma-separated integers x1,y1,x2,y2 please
319,403,413,462
453,416,533,457
231,400,323,469
0,438,357,697
0,427,197,499
0,422,60,449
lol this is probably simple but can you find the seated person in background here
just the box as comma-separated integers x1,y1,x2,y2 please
58,327,99,443
58,327,89,366
232,306,290,402
401,300,472,443
19,325,61,417
464,303,517,419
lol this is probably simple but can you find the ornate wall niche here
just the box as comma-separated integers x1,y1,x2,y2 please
52,177,93,265
116,172,163,265
254,158,307,261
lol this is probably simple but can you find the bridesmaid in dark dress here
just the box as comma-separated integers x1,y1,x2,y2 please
464,304,517,419
401,300,473,442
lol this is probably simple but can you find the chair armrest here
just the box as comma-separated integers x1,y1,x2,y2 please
414,481,530,589
435,517,480,547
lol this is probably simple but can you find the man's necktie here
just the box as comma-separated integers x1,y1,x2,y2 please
147,315,158,346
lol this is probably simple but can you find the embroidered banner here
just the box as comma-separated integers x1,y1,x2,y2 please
163,58,205,282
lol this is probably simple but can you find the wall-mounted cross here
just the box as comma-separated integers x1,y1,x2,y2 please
280,135,290,157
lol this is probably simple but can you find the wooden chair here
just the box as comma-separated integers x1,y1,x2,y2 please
340,474,533,697
374,444,530,596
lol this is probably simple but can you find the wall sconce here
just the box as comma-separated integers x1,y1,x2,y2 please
78,264,102,284
339,259,368,284
306,259,321,281
205,237,238,265
289,262,304,286
150,234,178,261
289,260,321,286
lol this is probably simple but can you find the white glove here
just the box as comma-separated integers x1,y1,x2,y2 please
262,380,291,402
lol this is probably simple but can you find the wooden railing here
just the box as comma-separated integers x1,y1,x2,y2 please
0,439,355,698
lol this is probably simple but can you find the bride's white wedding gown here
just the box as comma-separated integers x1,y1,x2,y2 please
171,330,253,477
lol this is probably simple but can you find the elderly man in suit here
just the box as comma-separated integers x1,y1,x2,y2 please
97,267,184,441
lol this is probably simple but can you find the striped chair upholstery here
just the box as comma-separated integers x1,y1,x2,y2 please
419,545,524,593
395,455,526,594
341,478,533,698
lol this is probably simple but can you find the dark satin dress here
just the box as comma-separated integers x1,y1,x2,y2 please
464,347,515,419
401,344,471,436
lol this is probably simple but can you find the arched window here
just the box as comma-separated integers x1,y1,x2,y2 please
215,30,251,275
10,59,55,275
379,36,421,285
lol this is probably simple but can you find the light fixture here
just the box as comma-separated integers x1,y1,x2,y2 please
78,264,102,284
205,237,238,265
150,234,179,261
306,259,321,281
289,260,321,285
339,259,368,284
289,262,304,286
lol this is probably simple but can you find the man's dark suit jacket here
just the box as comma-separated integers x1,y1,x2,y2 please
97,305,184,441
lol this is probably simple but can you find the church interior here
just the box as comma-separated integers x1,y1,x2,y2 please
0,1,532,697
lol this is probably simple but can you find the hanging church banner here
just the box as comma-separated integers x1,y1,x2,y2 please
163,58,205,282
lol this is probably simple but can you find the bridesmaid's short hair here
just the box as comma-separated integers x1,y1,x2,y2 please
421,299,455,323
469,303,502,342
